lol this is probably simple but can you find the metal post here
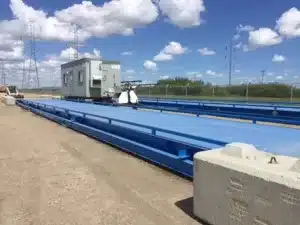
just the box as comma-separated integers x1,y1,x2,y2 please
165,84,169,98
212,87,215,97
246,82,249,102
185,84,189,97
290,85,294,102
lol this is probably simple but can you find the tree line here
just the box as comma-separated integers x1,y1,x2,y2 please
136,77,300,99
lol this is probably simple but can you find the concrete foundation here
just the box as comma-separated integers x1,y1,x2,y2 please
2,95,16,106
193,143,300,225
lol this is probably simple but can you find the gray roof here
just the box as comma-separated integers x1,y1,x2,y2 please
61,58,120,69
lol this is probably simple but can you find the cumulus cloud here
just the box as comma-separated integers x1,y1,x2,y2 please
236,24,255,33
153,41,187,62
153,52,173,61
143,60,157,71
55,0,159,37
0,0,207,63
163,41,187,55
198,48,216,56
206,70,216,76
205,70,223,77
276,7,300,38
157,0,206,28
248,28,282,48
272,54,286,63
276,75,284,80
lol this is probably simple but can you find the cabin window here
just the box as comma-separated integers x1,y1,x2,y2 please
78,71,84,85
63,73,68,86
92,79,101,86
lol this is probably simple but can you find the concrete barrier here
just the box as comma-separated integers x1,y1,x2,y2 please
2,95,16,106
193,143,300,225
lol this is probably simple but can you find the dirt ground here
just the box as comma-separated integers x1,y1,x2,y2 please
0,103,200,225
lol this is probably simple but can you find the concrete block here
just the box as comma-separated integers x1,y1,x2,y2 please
40,94,52,98
2,95,16,106
193,142,300,225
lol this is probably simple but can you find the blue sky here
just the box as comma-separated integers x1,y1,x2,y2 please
0,0,300,87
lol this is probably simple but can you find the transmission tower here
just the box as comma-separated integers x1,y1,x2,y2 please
0,59,5,85
225,39,236,86
25,21,39,88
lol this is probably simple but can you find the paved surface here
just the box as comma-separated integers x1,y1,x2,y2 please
0,104,200,225
28,99,300,157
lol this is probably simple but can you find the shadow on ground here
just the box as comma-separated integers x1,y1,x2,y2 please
175,197,210,225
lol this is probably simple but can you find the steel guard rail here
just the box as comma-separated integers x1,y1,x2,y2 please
64,99,300,126
132,105,300,126
16,100,227,178
139,98,300,111
139,97,300,106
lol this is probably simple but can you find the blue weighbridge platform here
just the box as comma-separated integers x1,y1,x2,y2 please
17,99,300,178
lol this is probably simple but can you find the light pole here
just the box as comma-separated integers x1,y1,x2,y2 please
185,83,189,97
290,84,294,102
165,84,169,98
245,81,251,102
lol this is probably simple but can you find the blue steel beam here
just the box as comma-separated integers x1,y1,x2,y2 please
17,100,229,178
139,97,300,106
138,100,300,126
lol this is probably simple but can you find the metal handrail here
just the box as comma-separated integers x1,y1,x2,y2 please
139,98,300,110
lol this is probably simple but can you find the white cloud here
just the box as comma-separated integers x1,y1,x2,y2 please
124,69,135,74
198,48,216,56
267,72,274,76
205,70,223,77
206,70,216,76
0,46,24,60
276,75,284,80
276,7,300,38
294,75,299,79
235,42,243,49
2,0,90,42
55,0,159,38
236,24,255,33
160,75,170,80
157,0,206,28
163,41,187,55
272,54,286,63
153,41,187,62
143,60,157,71
153,52,173,61
0,0,160,43
233,34,240,40
235,69,241,73
121,51,133,56
248,28,282,48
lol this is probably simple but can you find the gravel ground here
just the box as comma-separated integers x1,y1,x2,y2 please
0,104,201,225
